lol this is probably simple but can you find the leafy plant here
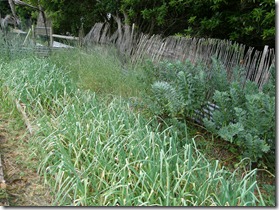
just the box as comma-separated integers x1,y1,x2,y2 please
205,57,231,99
145,56,243,121
151,81,182,117
145,60,209,120
204,80,275,163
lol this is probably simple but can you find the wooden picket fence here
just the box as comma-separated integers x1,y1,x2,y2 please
134,35,275,89
84,22,275,125
84,22,275,91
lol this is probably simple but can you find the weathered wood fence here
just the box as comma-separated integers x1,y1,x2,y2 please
84,22,275,125
84,22,275,90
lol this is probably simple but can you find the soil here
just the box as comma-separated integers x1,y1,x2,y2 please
0,112,53,206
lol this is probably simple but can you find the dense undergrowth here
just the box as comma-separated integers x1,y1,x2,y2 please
0,41,275,206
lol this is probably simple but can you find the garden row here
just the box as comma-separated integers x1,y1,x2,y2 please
0,45,273,205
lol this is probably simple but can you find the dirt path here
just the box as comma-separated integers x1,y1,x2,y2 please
0,111,53,206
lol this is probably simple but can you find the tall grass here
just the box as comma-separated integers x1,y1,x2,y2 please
48,46,142,98
0,53,269,206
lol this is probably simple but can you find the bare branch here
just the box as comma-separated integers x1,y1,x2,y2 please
14,0,39,10
8,0,16,17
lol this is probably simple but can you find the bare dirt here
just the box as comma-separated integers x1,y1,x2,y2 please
0,112,53,206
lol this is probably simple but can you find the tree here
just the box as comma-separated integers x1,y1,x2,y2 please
10,0,275,49
183,0,275,49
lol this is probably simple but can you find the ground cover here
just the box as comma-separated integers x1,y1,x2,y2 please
0,46,275,206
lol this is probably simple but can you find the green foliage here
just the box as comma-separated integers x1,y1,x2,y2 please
205,57,231,98
176,68,207,116
0,32,35,62
0,53,268,206
8,1,279,51
184,0,275,49
143,57,238,120
11,0,274,49
142,56,275,166
151,81,181,117
0,1,10,15
145,60,208,119
262,65,276,97
204,80,275,163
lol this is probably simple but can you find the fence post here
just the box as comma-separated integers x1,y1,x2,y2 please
255,45,269,85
